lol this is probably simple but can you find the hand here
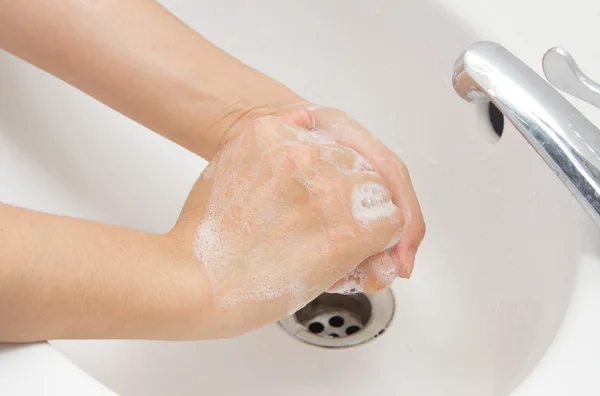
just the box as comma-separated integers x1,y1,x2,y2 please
168,112,404,338
304,106,426,292
222,105,425,295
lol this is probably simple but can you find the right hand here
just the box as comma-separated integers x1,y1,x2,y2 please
168,112,404,338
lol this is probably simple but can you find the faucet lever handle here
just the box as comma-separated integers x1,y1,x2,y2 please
543,47,600,109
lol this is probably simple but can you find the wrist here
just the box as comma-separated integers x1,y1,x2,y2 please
150,233,216,340
207,90,309,159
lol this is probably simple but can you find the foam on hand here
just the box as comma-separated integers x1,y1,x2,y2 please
327,267,366,295
192,115,404,316
327,249,399,294
352,182,397,224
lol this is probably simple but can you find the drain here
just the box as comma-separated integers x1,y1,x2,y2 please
278,289,395,348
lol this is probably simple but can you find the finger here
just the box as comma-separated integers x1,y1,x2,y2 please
375,157,425,278
328,171,405,258
327,266,365,295
360,249,400,293
327,249,399,294
307,105,425,278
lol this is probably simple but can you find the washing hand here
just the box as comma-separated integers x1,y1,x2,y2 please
168,112,405,338
0,0,424,342
219,106,426,295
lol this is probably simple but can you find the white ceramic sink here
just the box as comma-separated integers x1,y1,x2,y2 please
2,0,600,395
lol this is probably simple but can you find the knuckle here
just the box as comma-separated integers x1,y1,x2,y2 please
297,143,322,161
273,149,296,173
384,157,409,180
409,205,426,238
280,143,322,170
395,159,410,177
295,145,321,175
415,216,427,240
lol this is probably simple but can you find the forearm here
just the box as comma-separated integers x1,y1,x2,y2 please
0,0,303,159
0,204,207,342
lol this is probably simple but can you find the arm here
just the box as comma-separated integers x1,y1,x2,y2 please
0,204,209,342
0,0,304,160
0,114,407,342
0,0,424,262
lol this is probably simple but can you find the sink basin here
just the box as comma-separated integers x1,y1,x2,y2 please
1,0,598,395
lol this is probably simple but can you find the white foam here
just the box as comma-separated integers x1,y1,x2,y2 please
327,267,366,295
352,154,374,172
352,182,397,224
193,217,229,279
295,129,336,144
328,249,399,295
192,133,320,314
369,249,398,287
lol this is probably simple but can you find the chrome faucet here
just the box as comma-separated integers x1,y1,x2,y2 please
452,41,600,227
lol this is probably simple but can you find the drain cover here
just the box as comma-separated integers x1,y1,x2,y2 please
278,289,395,348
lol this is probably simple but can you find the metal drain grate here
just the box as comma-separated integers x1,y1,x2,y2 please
278,289,395,348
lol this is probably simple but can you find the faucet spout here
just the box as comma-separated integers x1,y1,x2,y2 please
452,41,600,227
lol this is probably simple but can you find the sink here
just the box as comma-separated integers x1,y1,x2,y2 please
1,0,598,395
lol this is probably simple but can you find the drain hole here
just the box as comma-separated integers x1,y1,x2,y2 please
278,289,395,348
308,322,324,334
346,326,361,335
329,316,345,328
295,293,372,327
